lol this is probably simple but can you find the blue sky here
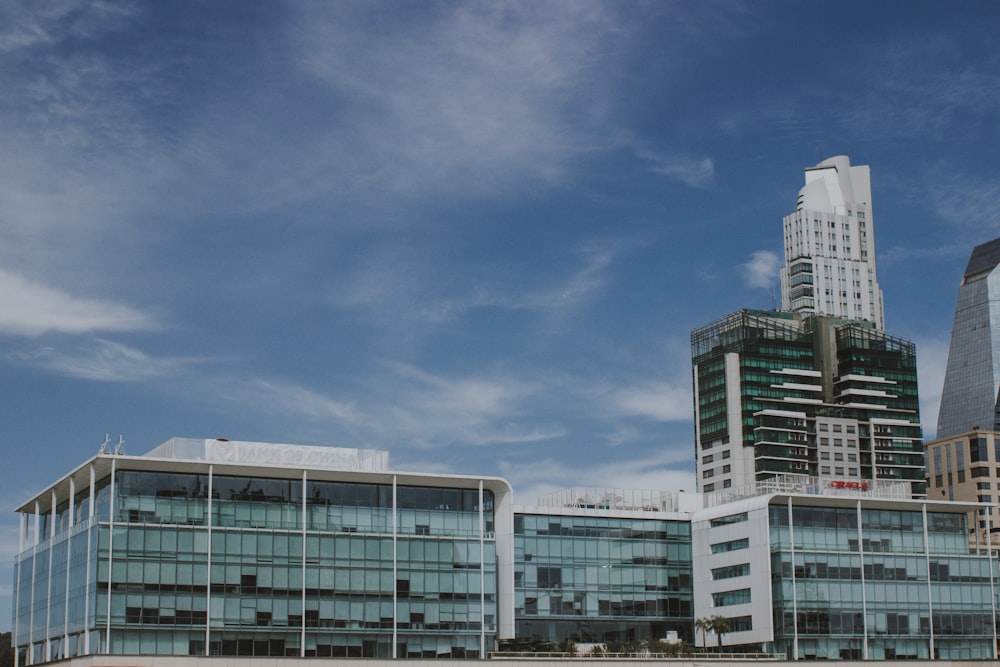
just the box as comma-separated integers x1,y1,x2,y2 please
2,0,1000,629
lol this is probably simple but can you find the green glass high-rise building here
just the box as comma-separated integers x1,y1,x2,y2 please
692,310,924,496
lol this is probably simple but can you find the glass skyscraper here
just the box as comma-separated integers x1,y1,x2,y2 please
937,236,1000,438
926,236,1000,550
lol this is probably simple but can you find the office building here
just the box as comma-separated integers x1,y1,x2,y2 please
925,236,1000,547
779,155,885,330
512,488,697,648
692,480,997,660
11,438,514,664
936,236,1000,438
10,438,999,664
694,156,924,496
691,309,924,496
924,429,1000,548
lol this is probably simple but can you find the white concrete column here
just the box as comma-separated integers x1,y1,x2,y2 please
205,465,213,656
857,501,869,660
83,464,95,656
64,478,75,654
922,505,934,659
787,497,798,660
300,470,308,658
987,514,998,659
392,476,398,659
45,490,56,662
104,458,117,654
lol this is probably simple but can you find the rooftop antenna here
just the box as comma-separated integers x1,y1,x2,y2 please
99,433,112,454
114,434,126,455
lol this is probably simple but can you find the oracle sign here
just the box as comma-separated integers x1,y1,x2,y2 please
830,480,869,491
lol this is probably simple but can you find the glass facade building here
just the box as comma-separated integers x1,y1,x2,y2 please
770,500,997,659
693,492,999,660
926,237,1000,550
692,310,924,496
936,236,1000,437
513,505,693,646
12,439,1000,664
12,439,514,664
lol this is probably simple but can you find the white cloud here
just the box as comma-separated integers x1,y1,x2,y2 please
10,339,188,382
0,1,136,55
330,242,618,332
227,364,563,450
249,379,363,424
522,245,616,312
289,3,699,197
634,147,714,187
928,176,1000,237
500,448,696,506
913,335,951,441
376,362,561,447
611,381,692,422
742,250,780,289
0,268,155,336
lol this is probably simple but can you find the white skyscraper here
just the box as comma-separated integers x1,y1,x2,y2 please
779,155,885,329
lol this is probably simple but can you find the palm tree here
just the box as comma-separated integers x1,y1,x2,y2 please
707,615,730,651
694,617,709,649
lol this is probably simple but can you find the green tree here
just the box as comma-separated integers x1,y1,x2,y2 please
556,637,577,655
707,615,731,650
0,631,13,667
694,617,709,649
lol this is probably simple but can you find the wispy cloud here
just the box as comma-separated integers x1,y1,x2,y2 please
292,2,622,196
330,242,618,332
0,268,156,336
225,363,562,451
522,245,616,312
928,175,1000,237
248,379,363,424
634,147,714,187
913,335,951,441
0,1,137,55
742,250,780,289
372,362,562,447
9,338,190,382
500,448,696,506
610,381,692,422
289,2,724,198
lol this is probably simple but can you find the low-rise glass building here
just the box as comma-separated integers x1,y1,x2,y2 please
12,438,514,664
512,489,695,647
12,438,1000,664
693,480,999,660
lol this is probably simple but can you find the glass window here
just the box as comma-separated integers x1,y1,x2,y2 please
711,563,750,580
710,513,748,528
711,538,749,554
712,588,750,607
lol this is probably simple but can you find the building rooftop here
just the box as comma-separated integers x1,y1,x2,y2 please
964,235,1000,283
145,437,390,471
530,487,701,514
702,474,914,508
